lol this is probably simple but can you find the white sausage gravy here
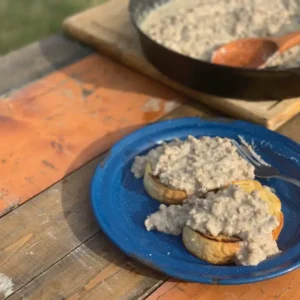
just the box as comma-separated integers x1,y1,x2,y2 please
145,185,280,266
132,136,255,195
132,135,280,266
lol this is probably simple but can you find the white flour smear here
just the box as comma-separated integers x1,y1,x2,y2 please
0,273,14,298
143,98,161,112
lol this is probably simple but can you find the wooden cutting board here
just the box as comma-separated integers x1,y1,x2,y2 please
63,0,300,129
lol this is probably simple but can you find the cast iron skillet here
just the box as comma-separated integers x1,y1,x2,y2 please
129,0,300,100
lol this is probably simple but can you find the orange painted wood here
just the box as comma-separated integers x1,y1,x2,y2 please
147,270,300,300
0,54,185,216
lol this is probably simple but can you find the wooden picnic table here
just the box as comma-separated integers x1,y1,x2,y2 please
0,32,300,300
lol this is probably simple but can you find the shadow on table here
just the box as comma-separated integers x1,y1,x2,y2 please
40,33,184,282
60,127,167,281
38,33,188,103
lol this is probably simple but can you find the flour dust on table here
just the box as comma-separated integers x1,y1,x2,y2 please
141,0,300,69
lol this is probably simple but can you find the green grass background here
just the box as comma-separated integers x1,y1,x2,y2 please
0,0,106,55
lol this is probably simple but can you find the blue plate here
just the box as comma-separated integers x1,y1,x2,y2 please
90,117,300,285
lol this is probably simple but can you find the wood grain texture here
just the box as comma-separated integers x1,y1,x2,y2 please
0,33,92,96
0,103,211,300
146,277,300,300
0,156,102,299
63,0,300,129
0,53,187,216
9,233,165,300
0,154,166,300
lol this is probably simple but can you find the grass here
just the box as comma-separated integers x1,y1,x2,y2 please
0,0,107,55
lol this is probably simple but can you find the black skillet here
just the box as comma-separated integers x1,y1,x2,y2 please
129,0,300,100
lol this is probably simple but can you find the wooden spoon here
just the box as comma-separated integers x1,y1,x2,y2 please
212,31,300,68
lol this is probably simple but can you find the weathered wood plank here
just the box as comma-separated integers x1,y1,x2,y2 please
0,33,92,96
0,53,186,217
0,155,101,299
0,103,211,300
8,233,166,300
146,274,300,300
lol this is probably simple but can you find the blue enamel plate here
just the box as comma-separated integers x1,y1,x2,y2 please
90,117,300,285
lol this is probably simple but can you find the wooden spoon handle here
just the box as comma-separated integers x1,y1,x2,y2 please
274,31,300,52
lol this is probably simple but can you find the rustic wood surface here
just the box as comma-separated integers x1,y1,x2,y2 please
0,33,92,96
63,0,300,129
0,33,300,300
0,53,186,216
